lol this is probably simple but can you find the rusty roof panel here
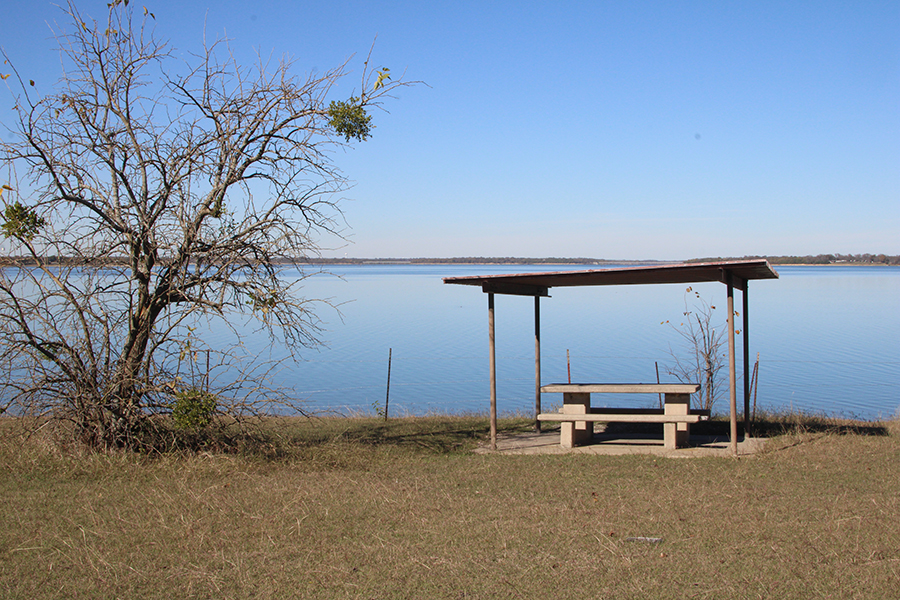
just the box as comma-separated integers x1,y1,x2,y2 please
443,259,778,294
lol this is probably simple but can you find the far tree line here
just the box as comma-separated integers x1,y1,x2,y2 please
688,254,900,266
2,254,898,267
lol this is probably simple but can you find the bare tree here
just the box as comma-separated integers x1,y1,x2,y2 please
662,287,733,412
0,1,415,448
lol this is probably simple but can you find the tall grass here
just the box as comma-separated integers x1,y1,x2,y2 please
1,415,898,599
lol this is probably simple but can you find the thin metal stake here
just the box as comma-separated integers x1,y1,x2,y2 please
384,347,392,421
655,361,662,409
751,352,760,425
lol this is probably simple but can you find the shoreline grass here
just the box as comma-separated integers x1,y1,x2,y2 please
1,414,898,599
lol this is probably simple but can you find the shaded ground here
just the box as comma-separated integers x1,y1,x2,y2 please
477,429,767,456
476,417,890,457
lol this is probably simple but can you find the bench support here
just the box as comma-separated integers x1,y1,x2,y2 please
663,392,691,450
560,392,592,448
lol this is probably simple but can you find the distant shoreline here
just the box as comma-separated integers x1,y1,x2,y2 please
307,255,900,267
3,255,898,267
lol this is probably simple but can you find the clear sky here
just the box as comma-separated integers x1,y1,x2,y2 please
3,1,898,260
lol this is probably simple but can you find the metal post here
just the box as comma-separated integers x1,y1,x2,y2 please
488,292,497,450
743,283,750,435
384,347,392,421
534,294,542,433
727,274,737,456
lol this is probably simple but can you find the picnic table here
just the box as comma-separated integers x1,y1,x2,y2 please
537,383,706,449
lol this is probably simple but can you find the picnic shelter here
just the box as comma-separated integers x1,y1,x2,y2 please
443,259,780,455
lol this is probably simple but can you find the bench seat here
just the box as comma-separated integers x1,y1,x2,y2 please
541,383,700,394
537,410,709,424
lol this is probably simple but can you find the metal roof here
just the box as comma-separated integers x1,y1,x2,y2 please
443,259,779,296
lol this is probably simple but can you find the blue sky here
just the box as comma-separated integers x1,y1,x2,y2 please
3,1,898,259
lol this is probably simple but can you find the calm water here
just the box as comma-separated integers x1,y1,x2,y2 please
208,264,899,421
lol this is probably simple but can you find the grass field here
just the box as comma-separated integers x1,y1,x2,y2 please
1,415,898,599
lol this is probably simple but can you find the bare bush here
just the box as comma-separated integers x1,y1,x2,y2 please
662,287,735,412
0,1,415,449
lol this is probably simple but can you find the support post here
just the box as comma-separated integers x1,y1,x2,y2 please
727,274,737,456
488,292,497,451
743,283,750,436
534,295,542,433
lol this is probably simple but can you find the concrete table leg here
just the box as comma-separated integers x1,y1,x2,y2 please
561,392,592,448
663,392,691,449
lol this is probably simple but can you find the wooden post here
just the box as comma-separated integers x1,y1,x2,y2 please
743,283,750,435
534,295,542,433
488,292,497,451
727,274,737,456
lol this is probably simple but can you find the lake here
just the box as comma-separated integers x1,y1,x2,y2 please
217,264,899,421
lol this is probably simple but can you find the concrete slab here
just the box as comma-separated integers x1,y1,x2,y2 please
474,428,767,457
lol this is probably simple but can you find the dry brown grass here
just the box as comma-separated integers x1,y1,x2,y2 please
1,415,898,599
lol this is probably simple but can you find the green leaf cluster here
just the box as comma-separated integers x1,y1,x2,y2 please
1,201,46,241
373,67,391,90
327,97,372,142
170,389,217,431
247,289,279,314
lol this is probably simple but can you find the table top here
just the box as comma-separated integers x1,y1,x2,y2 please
540,383,700,394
